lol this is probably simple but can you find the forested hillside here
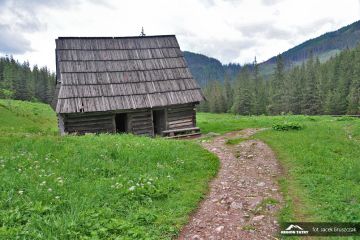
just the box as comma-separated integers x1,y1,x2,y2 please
184,51,241,86
199,44,360,115
260,20,360,77
0,56,55,104
184,21,360,81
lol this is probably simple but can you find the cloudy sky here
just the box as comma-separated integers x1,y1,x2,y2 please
0,0,359,71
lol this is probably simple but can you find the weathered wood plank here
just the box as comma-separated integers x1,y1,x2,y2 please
64,116,113,124
66,124,114,133
162,127,199,134
168,118,193,125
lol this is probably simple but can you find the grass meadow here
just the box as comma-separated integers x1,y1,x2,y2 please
0,100,219,239
1,100,359,239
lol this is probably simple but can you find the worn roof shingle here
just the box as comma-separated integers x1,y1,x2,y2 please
54,35,203,113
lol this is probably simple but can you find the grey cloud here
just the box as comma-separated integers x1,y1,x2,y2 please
261,0,284,6
198,0,242,7
0,0,109,55
0,24,32,54
181,35,256,63
295,18,335,35
236,22,294,39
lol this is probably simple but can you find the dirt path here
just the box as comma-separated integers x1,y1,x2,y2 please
179,129,283,240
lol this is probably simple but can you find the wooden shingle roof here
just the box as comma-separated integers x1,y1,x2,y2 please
54,35,204,113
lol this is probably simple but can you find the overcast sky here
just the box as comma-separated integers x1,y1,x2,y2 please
0,0,359,71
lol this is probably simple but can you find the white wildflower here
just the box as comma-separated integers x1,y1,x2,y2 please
55,196,60,200
40,181,46,186
48,188,52,192
18,190,24,195
128,186,135,191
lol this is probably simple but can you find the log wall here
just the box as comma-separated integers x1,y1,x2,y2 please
166,103,195,130
127,110,154,136
59,104,197,136
61,112,115,134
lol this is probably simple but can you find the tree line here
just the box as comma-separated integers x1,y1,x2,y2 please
0,56,56,104
198,44,360,115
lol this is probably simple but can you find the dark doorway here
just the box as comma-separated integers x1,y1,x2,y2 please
115,113,127,133
153,110,165,135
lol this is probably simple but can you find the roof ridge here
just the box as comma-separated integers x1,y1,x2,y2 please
57,35,176,40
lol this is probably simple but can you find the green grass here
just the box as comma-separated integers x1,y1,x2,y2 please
0,100,219,239
197,112,360,223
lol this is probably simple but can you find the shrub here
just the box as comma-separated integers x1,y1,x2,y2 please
335,116,357,121
272,122,303,131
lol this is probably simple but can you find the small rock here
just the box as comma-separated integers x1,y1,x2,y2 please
230,202,243,209
215,226,224,233
191,235,202,240
252,215,265,221
211,148,217,152
243,213,250,218
271,188,277,192
256,182,265,187
247,154,254,158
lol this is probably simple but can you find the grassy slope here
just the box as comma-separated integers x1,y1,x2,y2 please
197,113,360,223
0,100,219,239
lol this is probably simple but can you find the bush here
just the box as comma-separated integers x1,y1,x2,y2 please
335,116,357,121
272,122,303,131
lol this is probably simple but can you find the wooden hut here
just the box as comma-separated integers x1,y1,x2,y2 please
52,35,204,137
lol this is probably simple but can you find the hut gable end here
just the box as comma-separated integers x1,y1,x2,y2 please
54,35,203,114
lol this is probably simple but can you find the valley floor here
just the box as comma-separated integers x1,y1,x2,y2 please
1,100,360,239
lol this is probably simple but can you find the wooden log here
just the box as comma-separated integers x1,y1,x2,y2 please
131,122,152,128
168,114,193,121
167,110,194,118
168,118,193,125
128,111,152,117
162,127,199,134
65,112,113,119
66,124,114,133
64,115,113,123
65,119,113,127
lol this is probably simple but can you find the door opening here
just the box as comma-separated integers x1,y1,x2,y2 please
153,110,165,135
115,113,127,133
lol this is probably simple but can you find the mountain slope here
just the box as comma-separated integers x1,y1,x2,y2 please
260,20,360,76
183,51,241,86
184,20,360,82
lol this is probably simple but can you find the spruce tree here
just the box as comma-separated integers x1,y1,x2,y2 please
268,54,286,115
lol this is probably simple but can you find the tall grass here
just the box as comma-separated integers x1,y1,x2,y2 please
0,100,219,239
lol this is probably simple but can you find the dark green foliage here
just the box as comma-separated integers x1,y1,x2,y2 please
268,55,286,114
231,66,253,115
183,51,241,86
0,56,55,104
201,44,360,116
259,20,360,77
272,122,303,131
